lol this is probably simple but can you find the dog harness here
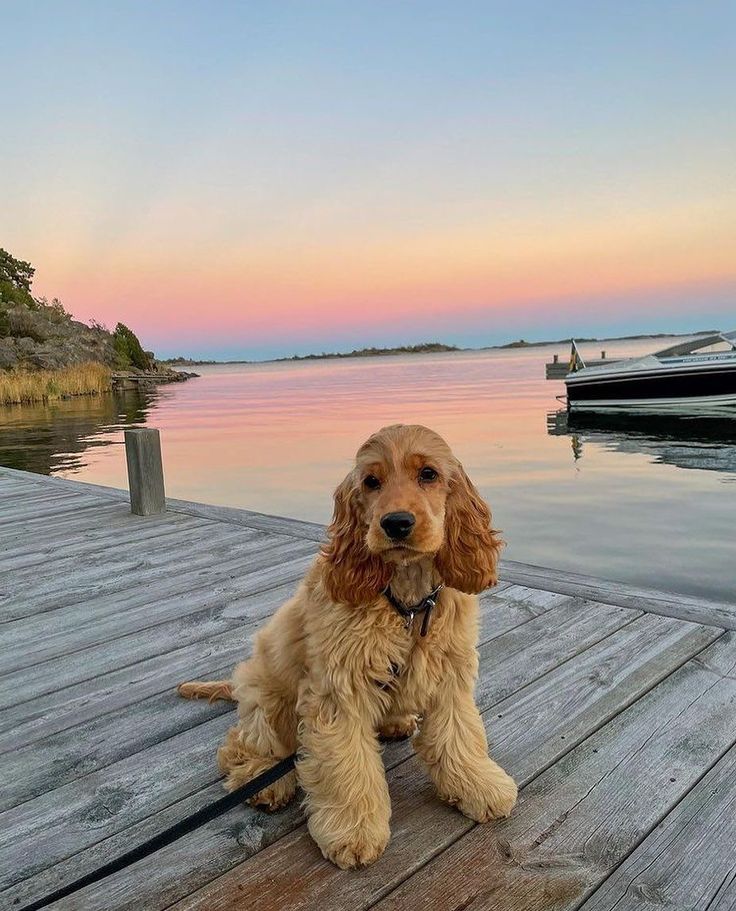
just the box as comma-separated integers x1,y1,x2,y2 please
382,582,445,637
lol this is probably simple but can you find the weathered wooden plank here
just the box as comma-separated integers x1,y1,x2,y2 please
0,538,317,677
1,530,307,636
55,616,720,911
1,522,262,621
366,632,736,911
0,548,316,747
474,599,638,707
0,501,124,548
0,473,45,491
0,712,234,894
0,578,301,711
0,489,54,510
0,466,326,542
0,467,135,503
492,584,568,611
0,590,569,808
11,613,715,911
501,560,736,629
0,512,212,572
485,616,723,785
1,512,228,577
0,487,114,517
0,496,110,531
0,484,82,508
0,476,89,499
4,517,244,594
163,496,326,542
579,743,736,911
477,586,569,643
0,684,231,815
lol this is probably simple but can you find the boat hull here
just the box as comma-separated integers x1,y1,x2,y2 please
566,364,736,411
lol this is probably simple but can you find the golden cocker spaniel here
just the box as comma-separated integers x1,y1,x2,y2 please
178,423,517,869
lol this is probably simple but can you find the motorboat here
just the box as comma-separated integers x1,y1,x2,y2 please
564,330,736,411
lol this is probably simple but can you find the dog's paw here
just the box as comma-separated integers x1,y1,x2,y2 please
225,768,297,812
319,830,390,869
455,768,518,823
247,776,297,812
308,812,390,869
378,714,419,741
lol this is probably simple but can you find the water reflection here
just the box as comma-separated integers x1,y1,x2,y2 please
548,409,736,477
0,388,157,475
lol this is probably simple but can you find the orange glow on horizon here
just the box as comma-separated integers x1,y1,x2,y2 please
33,196,735,346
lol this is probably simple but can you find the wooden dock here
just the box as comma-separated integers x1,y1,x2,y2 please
2,464,736,911
545,352,617,379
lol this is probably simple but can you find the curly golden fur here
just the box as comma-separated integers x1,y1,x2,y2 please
178,424,517,869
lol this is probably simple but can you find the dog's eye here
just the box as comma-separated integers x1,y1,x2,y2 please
363,475,381,490
419,466,438,482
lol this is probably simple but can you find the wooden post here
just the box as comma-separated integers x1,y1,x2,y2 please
125,428,166,516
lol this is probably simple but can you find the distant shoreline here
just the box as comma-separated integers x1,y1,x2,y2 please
162,330,717,367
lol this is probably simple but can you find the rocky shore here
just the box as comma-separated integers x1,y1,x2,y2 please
1,247,196,392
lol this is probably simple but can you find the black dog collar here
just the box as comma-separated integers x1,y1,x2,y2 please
382,582,445,637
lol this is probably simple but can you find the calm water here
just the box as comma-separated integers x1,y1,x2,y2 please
2,338,735,603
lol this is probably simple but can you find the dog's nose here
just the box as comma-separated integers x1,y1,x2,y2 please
380,511,416,540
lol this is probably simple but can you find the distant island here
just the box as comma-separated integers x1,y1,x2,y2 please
163,342,460,366
163,331,716,366
286,341,460,360
491,331,718,350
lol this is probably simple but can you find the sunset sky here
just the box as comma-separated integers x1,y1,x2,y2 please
3,1,734,360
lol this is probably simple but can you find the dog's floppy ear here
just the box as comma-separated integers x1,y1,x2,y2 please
435,463,503,594
321,471,391,606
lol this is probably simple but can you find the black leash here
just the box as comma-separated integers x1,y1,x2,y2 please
383,582,444,637
18,754,296,911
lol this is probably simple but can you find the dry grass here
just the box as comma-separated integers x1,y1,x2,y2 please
0,362,112,405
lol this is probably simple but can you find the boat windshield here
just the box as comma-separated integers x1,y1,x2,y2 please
654,331,736,358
